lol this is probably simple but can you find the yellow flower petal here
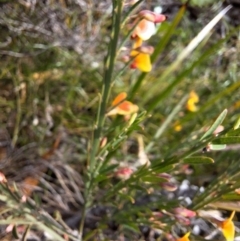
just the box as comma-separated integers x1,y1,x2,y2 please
186,99,198,112
176,232,191,241
111,92,127,107
130,52,152,72
221,211,235,241
189,91,199,103
186,91,199,112
174,124,182,132
132,37,143,49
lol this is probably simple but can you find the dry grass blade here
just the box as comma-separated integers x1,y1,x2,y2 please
175,5,233,64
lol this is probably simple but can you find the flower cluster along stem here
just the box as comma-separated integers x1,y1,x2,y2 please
128,4,187,100
78,0,123,239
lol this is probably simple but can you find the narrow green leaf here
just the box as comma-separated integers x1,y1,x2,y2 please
209,144,226,150
129,184,149,193
110,135,128,149
141,176,164,184
99,164,119,175
94,174,110,183
151,163,175,173
122,223,139,233
200,109,228,140
22,225,31,241
227,128,240,136
222,193,240,201
118,193,135,204
12,225,19,239
234,116,240,130
183,156,214,164
213,136,240,144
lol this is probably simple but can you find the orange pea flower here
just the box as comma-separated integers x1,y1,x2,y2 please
186,91,199,112
131,10,167,41
219,211,235,241
130,51,152,72
106,92,138,116
130,45,154,72
176,232,191,241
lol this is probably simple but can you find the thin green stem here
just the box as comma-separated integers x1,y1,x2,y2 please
89,0,123,172
79,0,123,239
12,77,21,148
78,203,86,239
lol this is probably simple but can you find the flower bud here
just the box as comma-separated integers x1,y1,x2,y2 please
121,55,131,63
100,137,107,148
154,14,167,23
138,10,167,23
115,167,133,180
138,10,156,22
158,173,172,181
174,208,196,218
135,45,154,54
0,172,7,183
161,182,178,192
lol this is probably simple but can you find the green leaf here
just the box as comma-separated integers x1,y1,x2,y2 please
226,128,240,137
128,184,149,193
209,144,226,150
151,163,175,173
122,223,139,233
233,116,240,130
222,193,240,201
141,175,165,184
110,135,128,150
200,109,227,140
12,225,19,239
22,225,31,241
213,136,240,144
183,156,214,164
94,174,110,183
118,193,135,204
99,164,119,175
